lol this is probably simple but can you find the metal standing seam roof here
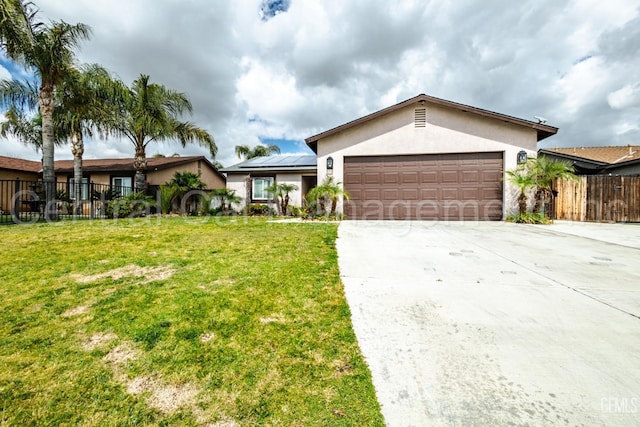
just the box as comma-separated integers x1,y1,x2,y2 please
221,155,317,173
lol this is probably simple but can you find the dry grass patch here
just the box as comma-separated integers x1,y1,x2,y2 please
61,304,91,318
199,332,216,343
81,332,117,351
259,314,286,324
103,342,139,366
72,264,176,285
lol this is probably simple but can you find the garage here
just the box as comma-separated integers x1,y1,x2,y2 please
343,152,504,220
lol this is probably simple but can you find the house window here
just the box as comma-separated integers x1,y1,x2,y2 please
252,177,273,201
112,177,133,196
69,178,89,200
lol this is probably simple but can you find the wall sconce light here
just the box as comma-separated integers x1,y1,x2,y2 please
326,156,334,175
517,150,528,165
419,100,426,106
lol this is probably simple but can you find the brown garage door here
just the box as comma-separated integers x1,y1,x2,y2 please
343,152,503,220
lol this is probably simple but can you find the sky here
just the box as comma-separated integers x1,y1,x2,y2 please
0,0,638,168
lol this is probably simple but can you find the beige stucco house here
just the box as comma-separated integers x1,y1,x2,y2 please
53,156,226,195
305,94,558,220
0,155,225,215
221,155,317,211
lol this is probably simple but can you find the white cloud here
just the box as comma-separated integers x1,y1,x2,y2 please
1,0,639,165
608,84,640,109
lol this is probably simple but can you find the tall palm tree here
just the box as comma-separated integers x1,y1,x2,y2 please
56,64,117,208
109,74,216,191
235,143,280,159
0,0,90,217
0,105,43,152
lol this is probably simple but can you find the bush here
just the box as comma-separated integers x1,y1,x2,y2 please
290,205,309,219
506,212,552,224
105,192,156,218
246,203,273,216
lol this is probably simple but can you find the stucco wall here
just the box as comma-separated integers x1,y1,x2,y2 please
148,161,225,189
316,103,540,217
275,173,305,209
225,172,309,212
226,174,250,210
0,170,39,181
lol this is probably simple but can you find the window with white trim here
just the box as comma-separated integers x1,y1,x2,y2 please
112,177,133,196
252,177,273,200
69,178,89,200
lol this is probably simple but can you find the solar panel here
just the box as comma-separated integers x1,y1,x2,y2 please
240,155,316,168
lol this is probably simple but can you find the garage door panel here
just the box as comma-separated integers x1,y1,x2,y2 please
441,171,459,183
382,189,399,201
401,172,419,184
383,173,400,184
344,152,503,220
421,172,438,183
364,173,381,184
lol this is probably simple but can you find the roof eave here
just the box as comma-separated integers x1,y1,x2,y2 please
305,94,559,150
538,149,609,166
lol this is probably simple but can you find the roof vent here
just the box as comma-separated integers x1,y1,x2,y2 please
415,108,426,128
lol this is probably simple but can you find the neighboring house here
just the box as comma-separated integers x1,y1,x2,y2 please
53,156,226,196
539,146,640,175
305,93,558,220
221,155,317,210
0,156,40,181
0,155,225,215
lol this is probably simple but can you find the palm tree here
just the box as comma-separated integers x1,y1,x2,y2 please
0,106,43,152
109,74,216,191
306,176,350,216
235,143,280,159
56,64,117,210
506,166,535,215
163,171,206,213
211,188,242,212
0,0,90,218
265,182,298,215
1,65,116,214
530,156,577,215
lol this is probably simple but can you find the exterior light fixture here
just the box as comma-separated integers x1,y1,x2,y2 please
326,156,334,175
517,150,528,165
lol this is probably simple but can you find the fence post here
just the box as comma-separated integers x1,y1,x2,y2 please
11,178,20,224
90,181,95,219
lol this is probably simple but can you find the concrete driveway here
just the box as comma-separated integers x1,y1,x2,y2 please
337,221,640,427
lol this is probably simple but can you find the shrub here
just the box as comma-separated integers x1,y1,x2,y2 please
247,203,273,216
506,212,552,224
105,192,156,218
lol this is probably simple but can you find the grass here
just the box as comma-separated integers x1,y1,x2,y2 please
0,216,384,426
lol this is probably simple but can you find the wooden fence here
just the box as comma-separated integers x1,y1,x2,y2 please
554,175,640,222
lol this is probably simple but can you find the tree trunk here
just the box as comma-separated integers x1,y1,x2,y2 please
133,144,147,193
517,192,527,215
330,197,338,215
71,130,84,216
39,83,57,220
283,193,290,215
532,189,544,214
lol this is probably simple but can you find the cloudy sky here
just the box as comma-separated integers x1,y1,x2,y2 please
1,0,639,167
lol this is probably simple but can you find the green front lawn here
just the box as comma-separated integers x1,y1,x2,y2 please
0,217,383,426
